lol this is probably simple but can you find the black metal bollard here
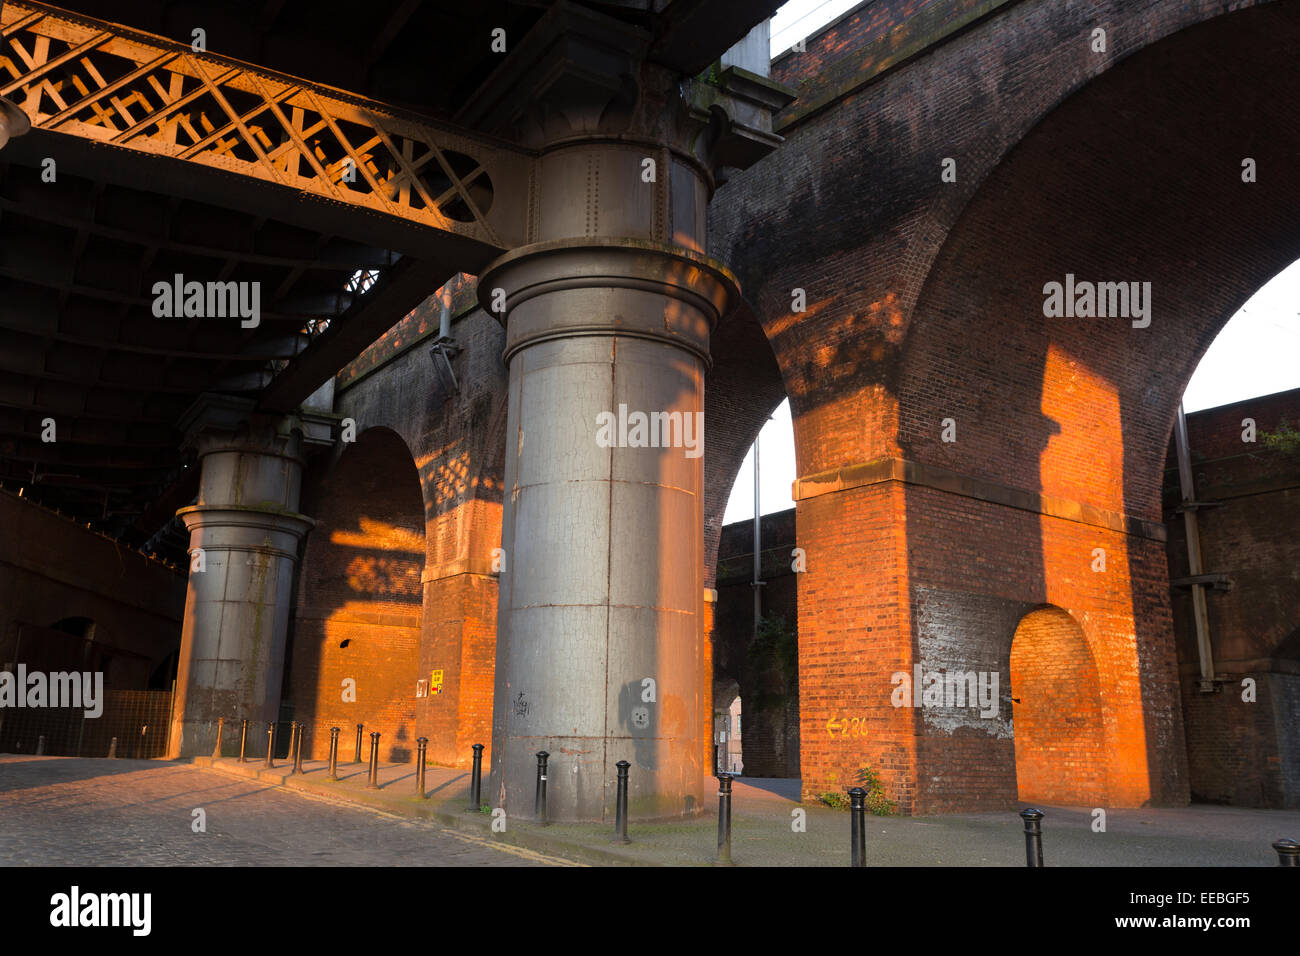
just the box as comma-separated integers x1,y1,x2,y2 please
534,751,550,824
36,735,45,755
614,759,631,845
212,717,225,759
1274,838,1300,866
265,722,275,768
327,727,340,781
293,724,306,775
848,787,867,867
716,773,734,864
107,737,117,759
366,731,380,789
238,718,248,762
354,723,364,764
415,737,428,798
466,743,484,811
288,722,300,774
1020,807,1044,867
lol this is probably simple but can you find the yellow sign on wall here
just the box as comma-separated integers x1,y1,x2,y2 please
430,669,444,695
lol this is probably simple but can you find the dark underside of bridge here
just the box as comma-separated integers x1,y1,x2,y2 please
0,0,778,560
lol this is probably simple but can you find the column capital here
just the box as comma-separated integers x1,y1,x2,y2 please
177,392,336,462
176,504,315,536
455,1,793,178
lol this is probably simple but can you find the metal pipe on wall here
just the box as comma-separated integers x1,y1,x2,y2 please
1174,402,1217,692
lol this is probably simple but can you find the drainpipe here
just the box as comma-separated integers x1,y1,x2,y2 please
438,286,453,341
429,283,460,392
1174,402,1216,692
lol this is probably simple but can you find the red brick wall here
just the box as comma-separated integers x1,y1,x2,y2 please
1010,606,1107,805
289,427,424,762
796,481,920,809
707,0,1300,812
1164,390,1300,807
315,305,510,769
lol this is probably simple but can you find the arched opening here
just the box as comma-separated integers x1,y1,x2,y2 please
704,296,796,779
1165,271,1300,807
287,427,425,763
1009,606,1107,805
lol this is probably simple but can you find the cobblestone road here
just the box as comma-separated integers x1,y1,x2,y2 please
0,756,563,866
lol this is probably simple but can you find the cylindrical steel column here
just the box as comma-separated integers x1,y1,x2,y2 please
212,717,225,759
482,221,737,824
238,718,248,763
265,722,275,768
167,401,315,758
354,723,364,764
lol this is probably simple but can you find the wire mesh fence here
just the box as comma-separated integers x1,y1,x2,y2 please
0,690,174,758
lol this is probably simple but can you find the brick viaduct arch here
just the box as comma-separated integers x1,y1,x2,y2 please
889,0,1300,813
708,0,1300,811
317,305,511,768
288,426,425,763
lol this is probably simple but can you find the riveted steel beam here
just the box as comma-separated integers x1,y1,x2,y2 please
1,2,532,255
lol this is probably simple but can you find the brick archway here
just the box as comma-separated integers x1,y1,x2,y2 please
708,0,1300,812
1009,606,1107,806
288,426,425,763
885,1,1300,811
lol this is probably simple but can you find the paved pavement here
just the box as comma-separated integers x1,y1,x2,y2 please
0,756,566,866
191,756,1300,867
4,754,1298,866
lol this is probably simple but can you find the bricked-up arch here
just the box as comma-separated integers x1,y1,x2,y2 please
1009,607,1107,805
288,427,425,763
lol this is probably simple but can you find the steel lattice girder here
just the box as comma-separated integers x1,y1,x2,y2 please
0,1,531,252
